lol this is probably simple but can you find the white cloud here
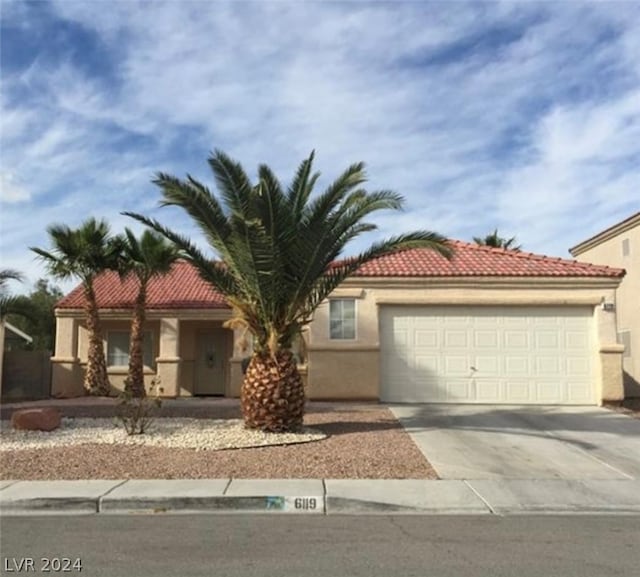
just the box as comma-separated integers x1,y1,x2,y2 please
0,172,31,203
1,1,639,291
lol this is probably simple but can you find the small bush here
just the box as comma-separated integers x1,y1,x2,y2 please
115,378,162,435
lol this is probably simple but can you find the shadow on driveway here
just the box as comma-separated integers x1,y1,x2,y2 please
389,404,640,480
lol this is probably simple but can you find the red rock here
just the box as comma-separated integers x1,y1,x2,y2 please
11,408,61,432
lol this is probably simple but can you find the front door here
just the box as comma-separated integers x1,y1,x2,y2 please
194,331,227,395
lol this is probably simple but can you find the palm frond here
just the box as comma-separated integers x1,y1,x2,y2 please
132,151,450,353
0,269,24,288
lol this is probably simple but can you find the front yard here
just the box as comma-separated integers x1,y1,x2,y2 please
0,401,437,480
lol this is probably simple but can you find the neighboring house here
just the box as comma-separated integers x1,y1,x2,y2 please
52,240,626,405
570,212,640,397
0,321,33,395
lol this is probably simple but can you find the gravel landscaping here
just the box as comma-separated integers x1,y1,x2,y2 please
0,403,438,480
1,418,327,451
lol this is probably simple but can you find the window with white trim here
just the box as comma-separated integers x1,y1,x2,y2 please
107,331,154,368
329,299,356,340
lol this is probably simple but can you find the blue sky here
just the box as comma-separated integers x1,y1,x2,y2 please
1,0,639,294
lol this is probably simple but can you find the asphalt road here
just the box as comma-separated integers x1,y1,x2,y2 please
1,514,639,577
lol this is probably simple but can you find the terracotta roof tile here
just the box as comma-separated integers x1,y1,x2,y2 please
57,261,229,310
354,241,626,278
57,242,625,309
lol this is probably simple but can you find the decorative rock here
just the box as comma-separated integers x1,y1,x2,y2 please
11,408,62,432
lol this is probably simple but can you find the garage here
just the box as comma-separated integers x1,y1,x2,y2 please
379,305,596,404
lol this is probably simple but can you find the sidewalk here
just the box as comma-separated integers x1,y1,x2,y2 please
2,478,640,516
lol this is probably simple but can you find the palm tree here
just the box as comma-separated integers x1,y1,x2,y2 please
473,229,521,251
0,269,34,322
31,218,122,396
125,150,452,432
119,228,180,397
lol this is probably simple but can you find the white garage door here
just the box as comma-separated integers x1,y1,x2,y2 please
380,306,595,404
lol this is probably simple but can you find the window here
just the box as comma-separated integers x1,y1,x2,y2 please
622,238,630,257
330,299,356,340
107,331,154,368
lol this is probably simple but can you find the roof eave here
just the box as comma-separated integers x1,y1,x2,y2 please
341,275,624,289
570,212,640,256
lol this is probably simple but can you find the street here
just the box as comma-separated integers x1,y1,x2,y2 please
1,514,639,577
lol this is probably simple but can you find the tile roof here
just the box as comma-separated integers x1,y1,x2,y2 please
57,261,229,310
57,242,625,310
353,241,627,278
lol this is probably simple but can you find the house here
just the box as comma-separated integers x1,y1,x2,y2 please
570,212,640,397
51,240,626,405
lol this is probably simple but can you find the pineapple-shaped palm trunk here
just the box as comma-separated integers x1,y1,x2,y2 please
84,286,110,396
126,285,147,398
242,350,305,432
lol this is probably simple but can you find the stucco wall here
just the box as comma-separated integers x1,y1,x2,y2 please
307,279,624,404
52,277,624,403
572,222,640,397
51,313,234,398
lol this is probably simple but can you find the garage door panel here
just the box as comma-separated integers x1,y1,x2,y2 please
474,356,499,373
566,331,589,349
535,356,561,374
504,380,532,402
475,379,500,402
503,315,528,325
567,381,592,403
389,327,409,348
504,330,529,348
415,330,438,347
537,380,563,403
446,379,471,400
445,330,468,348
414,355,439,374
444,356,469,374
474,330,498,347
505,356,529,375
536,331,559,348
380,305,595,405
566,357,590,375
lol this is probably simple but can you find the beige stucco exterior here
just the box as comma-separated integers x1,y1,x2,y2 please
307,277,624,404
51,310,235,398
571,213,640,397
51,275,625,404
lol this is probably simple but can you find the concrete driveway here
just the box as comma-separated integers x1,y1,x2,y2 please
390,405,640,480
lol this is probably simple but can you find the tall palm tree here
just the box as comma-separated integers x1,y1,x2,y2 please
119,228,180,397
31,218,122,396
125,150,452,432
473,229,522,251
0,269,34,322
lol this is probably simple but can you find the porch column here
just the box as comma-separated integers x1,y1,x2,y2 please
156,317,181,397
598,345,625,403
595,303,625,403
51,316,84,397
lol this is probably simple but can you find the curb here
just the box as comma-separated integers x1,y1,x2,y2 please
2,479,640,516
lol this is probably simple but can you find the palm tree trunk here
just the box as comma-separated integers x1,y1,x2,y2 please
241,350,305,432
84,285,110,396
127,284,147,398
